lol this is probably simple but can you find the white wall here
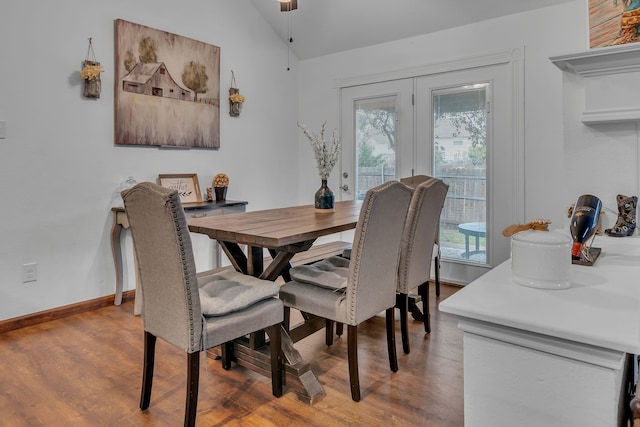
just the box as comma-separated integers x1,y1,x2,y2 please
0,0,299,320
3,0,635,320
562,74,640,223
298,1,604,235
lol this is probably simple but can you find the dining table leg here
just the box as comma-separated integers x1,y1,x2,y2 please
216,240,327,404
269,249,292,282
247,245,264,277
110,216,124,306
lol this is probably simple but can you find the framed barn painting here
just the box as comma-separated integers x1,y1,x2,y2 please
589,0,640,48
114,19,220,148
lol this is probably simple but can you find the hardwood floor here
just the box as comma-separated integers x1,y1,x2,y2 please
0,284,463,427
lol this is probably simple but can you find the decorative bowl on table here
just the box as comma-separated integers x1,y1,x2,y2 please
511,229,572,290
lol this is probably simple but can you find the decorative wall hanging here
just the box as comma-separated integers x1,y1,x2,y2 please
81,38,102,99
114,19,220,149
589,0,640,47
158,173,202,203
228,71,244,117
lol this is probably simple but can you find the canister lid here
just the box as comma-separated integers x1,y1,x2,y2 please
511,229,572,245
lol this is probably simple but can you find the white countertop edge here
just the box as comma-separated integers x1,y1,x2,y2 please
439,236,640,354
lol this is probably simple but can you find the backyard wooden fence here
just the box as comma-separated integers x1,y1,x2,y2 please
358,165,486,226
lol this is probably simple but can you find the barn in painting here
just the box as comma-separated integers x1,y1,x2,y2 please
122,62,192,101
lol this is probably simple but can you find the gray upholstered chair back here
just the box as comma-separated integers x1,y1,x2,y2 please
397,178,448,294
122,182,202,353
346,181,412,325
400,175,432,189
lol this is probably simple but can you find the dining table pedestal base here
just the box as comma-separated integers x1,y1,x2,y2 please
208,325,327,404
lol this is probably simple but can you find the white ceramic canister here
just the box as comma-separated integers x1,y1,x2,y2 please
511,229,572,289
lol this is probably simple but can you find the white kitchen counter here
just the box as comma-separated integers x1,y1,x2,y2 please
440,235,640,426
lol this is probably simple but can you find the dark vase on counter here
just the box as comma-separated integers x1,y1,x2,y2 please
315,179,334,212
214,186,227,201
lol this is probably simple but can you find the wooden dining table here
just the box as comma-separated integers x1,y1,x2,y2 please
187,200,362,403
188,200,361,281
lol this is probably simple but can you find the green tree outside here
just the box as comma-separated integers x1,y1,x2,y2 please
358,139,386,167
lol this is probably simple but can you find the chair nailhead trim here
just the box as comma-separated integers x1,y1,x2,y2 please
168,195,199,350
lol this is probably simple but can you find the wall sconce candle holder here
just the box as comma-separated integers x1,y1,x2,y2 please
81,38,102,99
228,70,244,117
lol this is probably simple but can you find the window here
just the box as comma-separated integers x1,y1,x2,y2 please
433,84,488,264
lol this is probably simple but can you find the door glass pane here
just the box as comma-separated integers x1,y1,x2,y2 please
433,84,487,264
354,96,397,200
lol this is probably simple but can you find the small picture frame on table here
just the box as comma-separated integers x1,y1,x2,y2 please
158,174,202,203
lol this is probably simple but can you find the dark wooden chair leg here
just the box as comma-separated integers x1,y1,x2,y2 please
336,322,343,336
434,253,441,297
140,331,157,410
266,324,284,397
325,319,334,346
221,341,234,370
185,352,200,427
347,325,360,402
283,306,291,332
419,281,431,334
396,293,410,354
385,308,398,372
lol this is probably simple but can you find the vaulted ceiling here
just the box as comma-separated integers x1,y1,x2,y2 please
250,0,575,60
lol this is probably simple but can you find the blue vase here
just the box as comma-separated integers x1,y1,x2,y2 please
315,179,335,211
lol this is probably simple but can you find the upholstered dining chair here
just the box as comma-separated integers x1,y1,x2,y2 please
399,175,444,298
396,177,448,354
279,181,412,402
121,182,284,427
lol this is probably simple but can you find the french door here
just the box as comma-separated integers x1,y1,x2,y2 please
339,79,413,201
339,58,521,284
416,64,514,284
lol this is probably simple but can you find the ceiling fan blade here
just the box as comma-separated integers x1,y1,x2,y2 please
280,0,298,12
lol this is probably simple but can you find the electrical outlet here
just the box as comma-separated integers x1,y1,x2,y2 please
22,263,37,283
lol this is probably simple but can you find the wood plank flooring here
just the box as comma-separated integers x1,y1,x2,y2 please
0,284,463,427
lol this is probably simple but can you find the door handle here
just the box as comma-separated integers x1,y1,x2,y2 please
340,185,350,191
